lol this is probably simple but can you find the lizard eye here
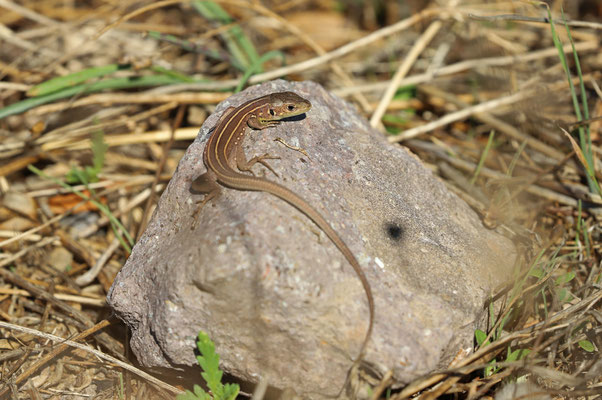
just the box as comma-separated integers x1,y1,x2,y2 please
287,105,295,111
269,109,275,116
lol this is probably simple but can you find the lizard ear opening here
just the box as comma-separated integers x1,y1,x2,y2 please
269,109,276,116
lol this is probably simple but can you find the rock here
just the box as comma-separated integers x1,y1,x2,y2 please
0,216,36,231
60,212,100,238
48,247,74,272
2,191,37,220
187,105,207,126
495,381,551,400
107,80,516,398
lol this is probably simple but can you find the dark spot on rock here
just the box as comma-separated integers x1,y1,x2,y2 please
385,223,404,241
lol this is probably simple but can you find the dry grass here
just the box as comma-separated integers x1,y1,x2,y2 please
0,0,601,399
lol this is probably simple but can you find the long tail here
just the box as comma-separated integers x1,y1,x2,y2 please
222,174,374,366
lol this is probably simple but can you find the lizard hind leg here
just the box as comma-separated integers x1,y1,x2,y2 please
190,171,221,224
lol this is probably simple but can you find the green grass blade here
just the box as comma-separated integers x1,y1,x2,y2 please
576,200,583,247
0,74,191,120
150,65,197,83
234,50,285,93
506,140,527,177
470,130,495,185
561,8,596,193
27,63,132,97
562,10,590,123
192,0,260,71
545,5,598,193
118,373,124,400
148,31,239,69
576,200,592,257
193,1,249,68
561,128,601,195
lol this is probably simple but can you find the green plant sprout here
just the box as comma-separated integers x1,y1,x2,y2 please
66,129,108,185
475,328,531,377
177,331,240,400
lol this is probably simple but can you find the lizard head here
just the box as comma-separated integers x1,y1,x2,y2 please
266,92,312,120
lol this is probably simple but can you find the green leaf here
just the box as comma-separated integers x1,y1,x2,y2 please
555,271,575,286
556,287,572,303
180,330,240,400
196,331,224,398
176,385,212,400
484,359,498,377
528,267,544,279
91,130,108,177
578,340,595,352
506,348,531,362
475,329,488,347
176,389,195,400
222,383,239,400
393,85,416,100
65,166,88,185
382,114,411,124
65,129,107,185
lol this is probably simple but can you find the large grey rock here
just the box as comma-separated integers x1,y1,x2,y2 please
107,80,516,398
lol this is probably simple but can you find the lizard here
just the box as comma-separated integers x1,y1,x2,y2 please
191,91,374,385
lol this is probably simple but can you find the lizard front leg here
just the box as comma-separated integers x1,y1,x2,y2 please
235,144,280,178
236,114,283,176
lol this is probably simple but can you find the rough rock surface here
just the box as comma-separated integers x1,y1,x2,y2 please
107,80,516,398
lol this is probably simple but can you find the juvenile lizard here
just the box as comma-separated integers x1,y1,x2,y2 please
191,91,374,381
